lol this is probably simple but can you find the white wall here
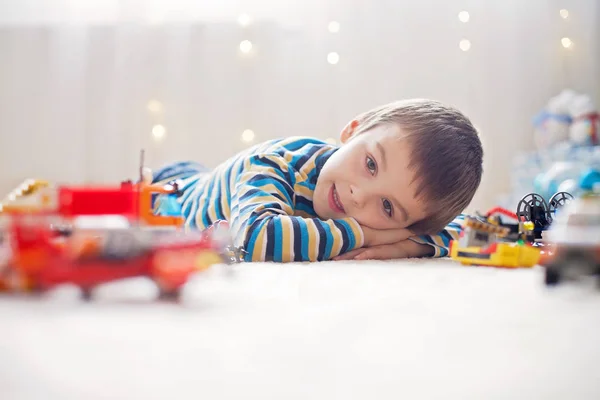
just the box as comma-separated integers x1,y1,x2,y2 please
0,0,598,212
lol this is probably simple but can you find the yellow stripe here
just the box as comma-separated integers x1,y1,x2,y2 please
448,228,460,241
329,221,342,256
294,184,313,200
432,235,445,248
298,147,325,176
294,209,313,218
281,218,293,261
260,183,289,202
245,194,274,204
306,219,319,261
283,151,294,164
221,168,231,218
207,187,218,223
348,219,365,248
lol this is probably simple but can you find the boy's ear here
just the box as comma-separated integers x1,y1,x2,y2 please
340,120,360,143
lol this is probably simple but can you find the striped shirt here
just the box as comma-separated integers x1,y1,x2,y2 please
152,137,464,262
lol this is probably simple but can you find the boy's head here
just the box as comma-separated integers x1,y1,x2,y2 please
313,99,483,235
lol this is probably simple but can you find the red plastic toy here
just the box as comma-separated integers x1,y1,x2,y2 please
0,151,245,300
2,214,236,300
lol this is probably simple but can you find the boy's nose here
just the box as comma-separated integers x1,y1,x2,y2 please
349,185,367,208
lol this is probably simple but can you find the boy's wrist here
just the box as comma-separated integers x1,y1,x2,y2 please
341,216,366,249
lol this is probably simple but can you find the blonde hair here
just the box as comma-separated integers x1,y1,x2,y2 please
354,99,483,234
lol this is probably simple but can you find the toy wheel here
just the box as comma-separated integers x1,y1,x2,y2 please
568,254,598,281
158,287,181,302
545,267,561,286
81,287,93,301
516,193,551,223
549,192,573,215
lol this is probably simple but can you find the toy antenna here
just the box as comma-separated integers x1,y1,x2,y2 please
136,149,145,227
139,149,145,182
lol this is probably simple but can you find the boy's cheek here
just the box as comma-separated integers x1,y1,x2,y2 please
352,211,408,231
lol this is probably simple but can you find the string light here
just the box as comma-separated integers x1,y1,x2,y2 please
561,37,573,48
327,52,340,64
559,9,569,19
147,100,163,113
239,40,253,53
152,124,166,140
458,11,470,23
459,39,471,51
238,14,252,26
241,129,255,142
328,21,340,33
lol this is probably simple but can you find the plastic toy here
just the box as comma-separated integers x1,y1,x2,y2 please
540,195,600,286
0,214,239,300
449,214,541,268
532,89,599,149
579,168,600,194
568,94,599,146
0,180,184,229
0,151,184,229
479,207,533,242
0,151,245,300
515,191,573,239
533,90,574,150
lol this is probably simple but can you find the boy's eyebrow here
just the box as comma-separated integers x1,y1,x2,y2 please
393,199,409,222
375,142,387,171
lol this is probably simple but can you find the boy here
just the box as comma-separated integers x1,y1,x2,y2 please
151,99,483,262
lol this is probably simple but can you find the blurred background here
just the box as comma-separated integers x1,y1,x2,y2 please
0,0,598,212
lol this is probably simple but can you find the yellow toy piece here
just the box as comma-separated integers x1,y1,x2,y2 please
195,251,224,271
522,221,534,231
0,179,52,214
464,216,510,237
449,240,541,268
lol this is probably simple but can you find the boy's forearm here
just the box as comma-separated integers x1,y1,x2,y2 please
408,214,465,258
405,240,436,257
235,215,365,262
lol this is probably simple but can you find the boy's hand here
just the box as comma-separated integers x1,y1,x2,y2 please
361,225,413,247
334,240,434,261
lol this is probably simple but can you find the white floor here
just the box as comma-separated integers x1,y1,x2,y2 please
2,259,600,400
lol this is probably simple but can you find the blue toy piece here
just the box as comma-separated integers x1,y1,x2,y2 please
579,168,600,192
154,193,183,217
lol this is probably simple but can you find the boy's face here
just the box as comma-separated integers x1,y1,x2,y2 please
314,122,428,231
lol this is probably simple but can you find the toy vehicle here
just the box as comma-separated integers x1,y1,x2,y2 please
0,180,184,229
0,227,12,291
450,214,541,268
0,151,246,300
1,214,236,300
515,191,573,239
0,150,185,229
540,195,600,286
479,207,536,242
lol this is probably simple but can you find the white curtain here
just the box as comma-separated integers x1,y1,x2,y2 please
0,0,598,211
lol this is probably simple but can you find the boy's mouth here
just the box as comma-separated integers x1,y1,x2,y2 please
328,184,345,214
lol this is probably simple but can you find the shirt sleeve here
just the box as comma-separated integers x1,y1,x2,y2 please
229,154,365,262
407,214,465,257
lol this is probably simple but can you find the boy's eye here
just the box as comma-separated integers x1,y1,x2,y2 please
366,156,377,175
382,199,393,217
